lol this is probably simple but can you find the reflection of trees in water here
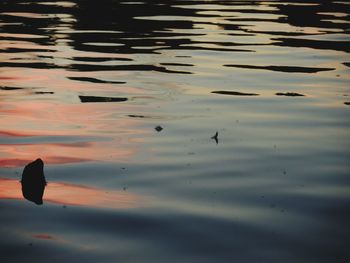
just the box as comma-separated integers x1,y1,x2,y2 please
0,0,349,71
70,0,201,55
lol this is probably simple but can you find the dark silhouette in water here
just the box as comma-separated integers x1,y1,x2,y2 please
155,126,163,132
211,131,219,144
21,158,47,205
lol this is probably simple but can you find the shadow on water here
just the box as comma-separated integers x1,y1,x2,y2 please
21,158,46,205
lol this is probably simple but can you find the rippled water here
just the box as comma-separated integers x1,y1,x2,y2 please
1,0,349,262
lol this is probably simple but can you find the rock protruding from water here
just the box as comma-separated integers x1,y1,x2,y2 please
21,158,47,205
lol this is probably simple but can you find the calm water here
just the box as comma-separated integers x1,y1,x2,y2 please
1,0,350,262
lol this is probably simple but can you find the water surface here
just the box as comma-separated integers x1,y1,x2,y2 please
1,0,349,262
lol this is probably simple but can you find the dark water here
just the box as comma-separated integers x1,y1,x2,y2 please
1,0,350,262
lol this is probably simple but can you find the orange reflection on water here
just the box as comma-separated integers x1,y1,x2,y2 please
0,140,136,168
0,156,91,168
0,178,142,209
32,234,56,240
0,98,147,167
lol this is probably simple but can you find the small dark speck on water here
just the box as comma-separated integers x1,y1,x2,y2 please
155,125,163,132
211,131,219,144
344,102,350,105
62,205,67,208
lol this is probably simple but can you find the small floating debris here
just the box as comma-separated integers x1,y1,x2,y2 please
155,125,163,132
211,131,219,144
79,96,128,103
275,92,305,97
211,91,259,96
344,102,350,105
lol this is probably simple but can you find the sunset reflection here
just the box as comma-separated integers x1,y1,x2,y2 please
0,0,349,261
0,98,148,168
0,177,142,209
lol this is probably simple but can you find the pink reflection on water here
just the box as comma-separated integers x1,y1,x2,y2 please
0,99,147,167
0,157,91,168
33,234,55,240
0,141,137,168
0,64,152,168
0,178,142,209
